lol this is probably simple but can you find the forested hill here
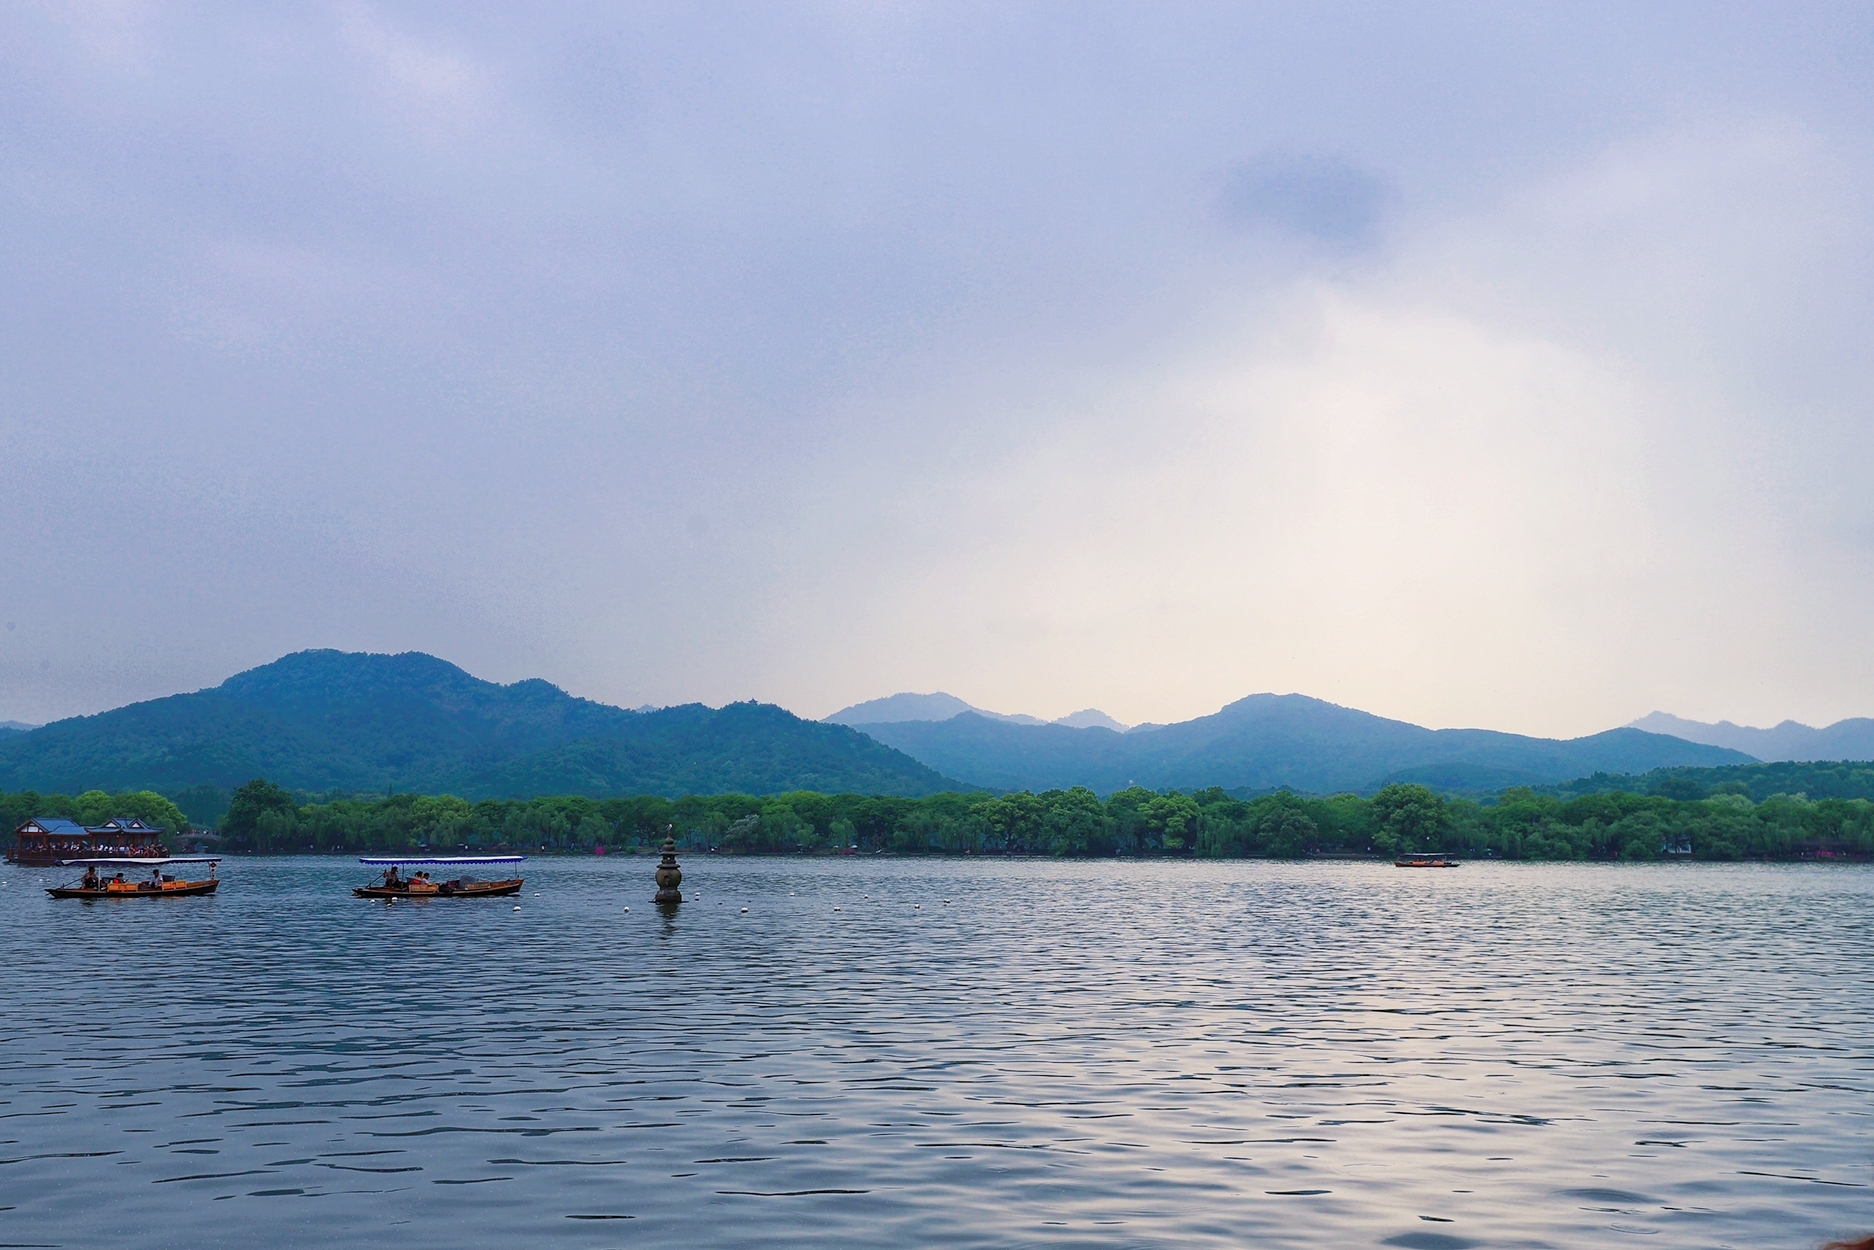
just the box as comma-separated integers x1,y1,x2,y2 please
1544,758,1874,803
0,650,959,799
856,694,1754,794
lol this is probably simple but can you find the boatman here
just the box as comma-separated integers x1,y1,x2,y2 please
383,865,403,889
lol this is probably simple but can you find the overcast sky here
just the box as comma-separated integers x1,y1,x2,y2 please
4,2,1873,736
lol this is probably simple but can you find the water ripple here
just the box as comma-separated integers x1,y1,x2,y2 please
1,857,1869,1247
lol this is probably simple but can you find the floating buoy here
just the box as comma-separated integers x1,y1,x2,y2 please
914,904,922,909
740,907,748,913
833,906,840,911
513,905,521,911
622,906,630,913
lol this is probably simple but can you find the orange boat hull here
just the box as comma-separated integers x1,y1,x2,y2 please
48,879,220,899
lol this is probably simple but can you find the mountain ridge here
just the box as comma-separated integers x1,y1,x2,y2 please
1626,711,1874,763
826,691,1129,731
856,693,1756,794
0,650,959,799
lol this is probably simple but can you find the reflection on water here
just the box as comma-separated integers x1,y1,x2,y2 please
0,857,1869,1248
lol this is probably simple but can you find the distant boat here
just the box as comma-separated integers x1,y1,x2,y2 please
46,856,221,899
352,856,525,899
1394,851,1461,868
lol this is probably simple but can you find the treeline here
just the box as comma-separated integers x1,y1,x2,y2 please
1544,758,1874,804
145,777,1874,860
6,778,1870,861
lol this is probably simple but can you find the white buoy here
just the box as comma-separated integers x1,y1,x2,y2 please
740,907,748,913
513,905,521,911
915,903,922,909
833,906,840,911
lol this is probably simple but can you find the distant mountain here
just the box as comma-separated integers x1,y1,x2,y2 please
1627,711,1874,763
1053,708,1129,731
827,692,985,725
0,650,959,799
826,691,1127,731
857,694,1754,794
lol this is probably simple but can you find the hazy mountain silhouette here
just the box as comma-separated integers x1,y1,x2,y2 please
1053,708,1130,731
858,694,1754,794
1626,711,1874,763
0,650,959,799
826,692,1127,731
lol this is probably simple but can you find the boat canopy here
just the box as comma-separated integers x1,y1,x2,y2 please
58,856,221,866
359,855,525,865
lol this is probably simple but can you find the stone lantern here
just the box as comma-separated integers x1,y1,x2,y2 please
653,829,683,904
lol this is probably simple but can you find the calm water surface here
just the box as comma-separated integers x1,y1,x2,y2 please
1,857,1869,1249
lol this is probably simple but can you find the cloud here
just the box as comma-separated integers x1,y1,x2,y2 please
1,3,1871,736
766,114,1874,734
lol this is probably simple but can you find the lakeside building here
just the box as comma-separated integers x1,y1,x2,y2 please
6,816,169,866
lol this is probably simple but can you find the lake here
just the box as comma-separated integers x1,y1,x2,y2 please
1,856,1869,1249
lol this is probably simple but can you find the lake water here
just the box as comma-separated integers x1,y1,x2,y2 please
1,856,1869,1249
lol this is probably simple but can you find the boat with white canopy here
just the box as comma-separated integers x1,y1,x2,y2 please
47,856,222,899
353,856,525,899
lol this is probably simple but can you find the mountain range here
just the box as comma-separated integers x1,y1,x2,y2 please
854,695,1750,795
0,651,957,800
1626,711,1874,764
0,653,1815,802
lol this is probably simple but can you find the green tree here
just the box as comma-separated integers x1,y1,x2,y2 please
1260,806,1318,858
1370,784,1447,853
222,778,299,843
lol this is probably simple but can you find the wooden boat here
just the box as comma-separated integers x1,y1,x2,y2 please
46,856,221,898
1394,851,1461,868
352,855,524,899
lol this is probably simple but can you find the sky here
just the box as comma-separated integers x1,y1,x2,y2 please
4,1,1873,736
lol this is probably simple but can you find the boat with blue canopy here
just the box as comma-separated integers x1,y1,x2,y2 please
353,856,525,899
47,856,222,899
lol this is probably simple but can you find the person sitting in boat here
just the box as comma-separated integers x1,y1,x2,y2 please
80,866,100,890
382,865,403,889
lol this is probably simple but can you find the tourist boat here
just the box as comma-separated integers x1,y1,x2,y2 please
352,856,525,898
1394,851,1461,868
9,816,170,867
46,856,221,899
